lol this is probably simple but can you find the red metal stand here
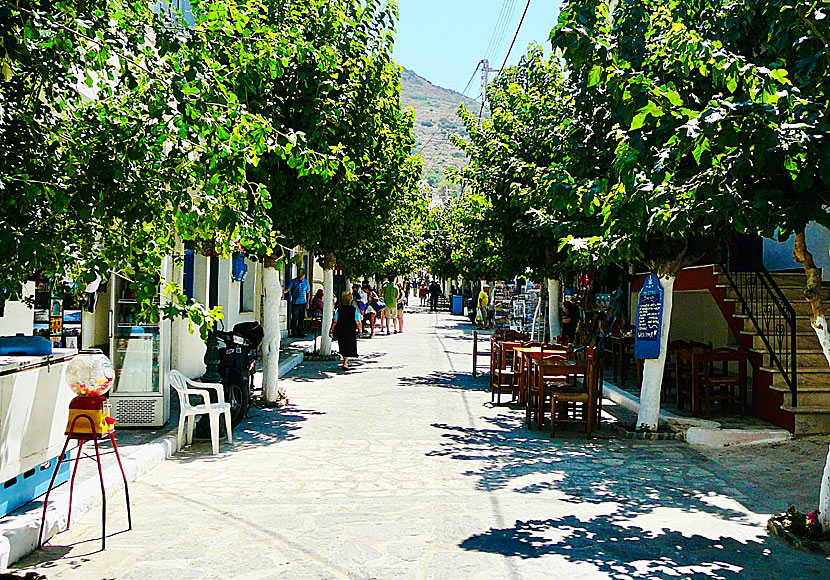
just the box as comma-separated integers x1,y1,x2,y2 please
37,414,132,551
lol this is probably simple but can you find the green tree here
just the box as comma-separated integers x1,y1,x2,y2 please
550,0,795,429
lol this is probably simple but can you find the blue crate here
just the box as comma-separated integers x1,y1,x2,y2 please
0,451,71,517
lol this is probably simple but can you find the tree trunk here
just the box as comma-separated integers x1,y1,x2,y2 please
547,278,561,342
636,274,676,431
261,263,282,403
792,231,830,531
793,231,830,366
319,253,336,356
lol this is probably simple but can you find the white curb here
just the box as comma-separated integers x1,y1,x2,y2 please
603,381,791,447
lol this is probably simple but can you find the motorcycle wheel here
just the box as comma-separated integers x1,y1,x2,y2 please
193,382,250,438
226,381,250,427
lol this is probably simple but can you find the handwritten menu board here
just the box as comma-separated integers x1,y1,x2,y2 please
634,274,664,359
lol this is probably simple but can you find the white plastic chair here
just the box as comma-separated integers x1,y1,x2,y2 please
169,370,233,455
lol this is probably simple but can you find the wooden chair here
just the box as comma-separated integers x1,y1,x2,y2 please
635,339,688,397
698,348,748,417
489,340,501,392
491,341,522,404
676,341,712,411
516,344,568,405
550,358,598,438
585,346,604,427
525,355,571,429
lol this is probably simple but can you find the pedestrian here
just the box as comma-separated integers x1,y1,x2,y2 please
561,296,578,344
477,284,490,329
428,280,441,312
419,283,428,306
366,290,382,338
329,292,361,369
353,283,368,331
381,280,400,334
284,269,310,338
396,282,406,333
308,289,324,319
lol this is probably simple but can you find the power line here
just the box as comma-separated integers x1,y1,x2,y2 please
488,0,520,64
498,0,532,74
479,0,532,119
483,0,518,65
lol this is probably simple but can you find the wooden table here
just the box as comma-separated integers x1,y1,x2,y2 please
675,346,712,416
610,335,634,384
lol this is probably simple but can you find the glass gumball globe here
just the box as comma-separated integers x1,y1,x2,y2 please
65,349,114,397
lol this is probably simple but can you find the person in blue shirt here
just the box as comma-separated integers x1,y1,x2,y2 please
284,269,311,338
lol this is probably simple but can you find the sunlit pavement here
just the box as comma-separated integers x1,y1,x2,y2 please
15,310,830,579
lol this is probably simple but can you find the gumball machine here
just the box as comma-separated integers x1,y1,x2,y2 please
39,348,131,551
64,349,116,436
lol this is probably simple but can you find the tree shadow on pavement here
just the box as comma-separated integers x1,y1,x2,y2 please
398,370,489,392
459,515,826,579
428,414,830,578
169,406,323,461
285,352,388,382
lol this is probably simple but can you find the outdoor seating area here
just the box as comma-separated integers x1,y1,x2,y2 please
610,338,750,419
487,331,603,438
483,323,755,438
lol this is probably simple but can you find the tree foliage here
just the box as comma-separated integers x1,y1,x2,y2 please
0,0,417,330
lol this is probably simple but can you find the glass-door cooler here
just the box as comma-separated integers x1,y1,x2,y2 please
109,275,170,427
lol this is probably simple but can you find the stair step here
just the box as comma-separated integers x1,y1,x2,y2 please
780,404,830,435
751,349,828,368
722,295,818,318
776,384,830,407
743,331,819,351
734,313,816,333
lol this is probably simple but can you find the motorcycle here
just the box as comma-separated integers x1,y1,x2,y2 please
194,321,263,437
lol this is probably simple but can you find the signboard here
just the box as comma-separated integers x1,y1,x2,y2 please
634,273,664,359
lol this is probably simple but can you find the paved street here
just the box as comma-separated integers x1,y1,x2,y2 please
15,310,830,579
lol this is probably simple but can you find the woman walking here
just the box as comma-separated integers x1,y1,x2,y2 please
329,292,362,369
396,282,406,334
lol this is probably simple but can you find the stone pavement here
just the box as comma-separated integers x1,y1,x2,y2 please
11,310,830,579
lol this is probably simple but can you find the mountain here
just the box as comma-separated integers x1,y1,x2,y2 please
400,67,483,196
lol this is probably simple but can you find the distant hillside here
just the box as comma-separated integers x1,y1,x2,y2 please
400,68,483,196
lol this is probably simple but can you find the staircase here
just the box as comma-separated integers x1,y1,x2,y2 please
716,268,830,435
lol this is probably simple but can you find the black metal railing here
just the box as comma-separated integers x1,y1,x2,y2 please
720,258,798,405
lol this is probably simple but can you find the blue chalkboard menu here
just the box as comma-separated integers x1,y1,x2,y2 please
634,274,664,359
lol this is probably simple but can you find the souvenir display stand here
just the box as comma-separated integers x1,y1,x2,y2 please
492,282,513,331
108,275,170,427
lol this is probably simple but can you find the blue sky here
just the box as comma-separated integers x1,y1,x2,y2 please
393,0,562,97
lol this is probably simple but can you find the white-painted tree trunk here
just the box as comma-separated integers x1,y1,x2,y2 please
819,445,830,531
812,316,830,367
320,267,335,356
547,278,561,342
636,275,675,431
261,265,282,403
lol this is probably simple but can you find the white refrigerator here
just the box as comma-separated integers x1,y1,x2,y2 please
108,275,170,427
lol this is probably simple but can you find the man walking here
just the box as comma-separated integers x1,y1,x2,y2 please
428,280,441,312
284,269,310,338
477,284,491,329
381,280,400,334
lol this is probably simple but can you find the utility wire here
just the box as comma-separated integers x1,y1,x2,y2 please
483,0,517,65
498,0,532,73
480,0,532,119
488,0,520,64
